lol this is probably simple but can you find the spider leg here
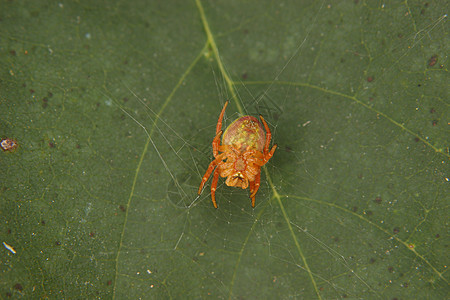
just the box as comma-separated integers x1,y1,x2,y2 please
211,167,221,208
249,179,255,201
250,171,261,208
263,144,277,163
216,101,229,135
259,115,272,155
198,153,226,195
212,130,223,157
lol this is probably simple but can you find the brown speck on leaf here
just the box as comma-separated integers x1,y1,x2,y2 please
374,197,382,204
398,33,403,38
29,89,35,94
430,108,435,113
6,292,12,297
10,50,16,56
41,220,46,225
55,241,61,246
76,144,81,149
89,232,95,237
119,205,126,212
48,142,55,148
367,76,374,82
242,73,248,80
414,137,420,142
13,283,23,291
403,282,409,288
388,266,394,273
435,234,440,238
369,258,376,264
352,206,358,212
366,210,373,216
428,55,438,66
432,120,438,126
1,138,19,152
393,227,400,234
107,280,112,286
48,91,53,97
123,97,128,102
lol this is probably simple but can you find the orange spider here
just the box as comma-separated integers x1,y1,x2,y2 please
198,101,277,208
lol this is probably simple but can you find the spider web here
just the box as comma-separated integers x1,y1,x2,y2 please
1,1,448,299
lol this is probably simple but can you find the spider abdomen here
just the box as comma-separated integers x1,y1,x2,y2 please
222,116,266,152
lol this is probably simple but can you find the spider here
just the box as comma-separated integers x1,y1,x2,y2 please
198,101,277,208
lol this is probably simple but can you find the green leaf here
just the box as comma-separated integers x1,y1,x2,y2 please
1,0,448,298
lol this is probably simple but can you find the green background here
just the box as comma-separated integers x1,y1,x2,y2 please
1,0,448,299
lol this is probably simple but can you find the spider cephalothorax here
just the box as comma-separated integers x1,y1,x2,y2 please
198,101,277,208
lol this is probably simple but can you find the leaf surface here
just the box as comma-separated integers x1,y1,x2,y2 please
1,1,448,298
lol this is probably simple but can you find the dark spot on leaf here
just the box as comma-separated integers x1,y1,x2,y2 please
388,266,394,273
120,114,126,120
7,229,11,234
48,91,53,97
403,282,409,288
10,50,16,56
29,89,35,94
76,144,81,149
430,108,435,113
123,97,128,102
435,234,440,238
432,120,438,126
43,97,48,102
421,8,426,15
13,283,23,291
119,205,126,212
333,236,339,242
242,73,248,80
107,280,112,286
41,220,46,225
6,292,12,297
55,241,61,246
369,258,376,264
367,76,374,82
414,137,420,142
22,83,27,88
42,102,48,109
284,145,293,152
192,256,198,262
319,287,324,291
342,294,348,298
392,298,398,300
123,60,128,64
366,210,373,216
243,29,248,34
393,227,400,234
89,232,95,237
358,173,363,179
352,206,358,212
398,33,403,38
374,197,382,204
417,84,421,87
48,142,55,148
